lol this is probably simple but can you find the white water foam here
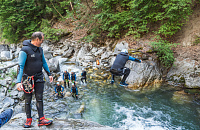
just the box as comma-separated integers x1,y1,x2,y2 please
114,104,183,130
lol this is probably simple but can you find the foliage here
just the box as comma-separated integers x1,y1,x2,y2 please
193,35,200,45
11,82,16,88
40,19,64,41
150,37,179,67
87,0,193,40
0,0,67,43
9,69,17,79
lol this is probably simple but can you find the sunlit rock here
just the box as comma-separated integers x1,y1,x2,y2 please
172,90,192,104
76,102,85,113
65,91,72,97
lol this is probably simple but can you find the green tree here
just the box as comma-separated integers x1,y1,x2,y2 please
0,0,67,43
89,0,193,40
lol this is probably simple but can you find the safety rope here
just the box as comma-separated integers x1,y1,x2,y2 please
21,76,34,94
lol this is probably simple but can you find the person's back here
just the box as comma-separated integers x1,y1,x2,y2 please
81,69,87,83
111,52,129,75
63,70,70,88
110,49,142,86
71,72,76,85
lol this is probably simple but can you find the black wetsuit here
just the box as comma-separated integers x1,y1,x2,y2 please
63,72,70,88
81,71,87,83
16,40,51,118
71,73,76,85
110,52,141,83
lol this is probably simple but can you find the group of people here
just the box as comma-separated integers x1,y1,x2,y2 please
54,69,87,99
10,31,141,128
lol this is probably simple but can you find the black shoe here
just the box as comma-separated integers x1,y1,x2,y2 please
120,82,129,86
0,109,13,127
110,80,114,84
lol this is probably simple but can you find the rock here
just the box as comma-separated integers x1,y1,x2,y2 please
3,97,14,106
62,47,74,58
125,60,162,88
17,91,24,100
1,51,11,60
101,51,112,60
172,90,192,104
0,79,7,86
76,102,85,113
113,41,129,54
44,50,53,59
10,90,19,99
167,59,200,88
48,57,59,72
94,47,106,57
65,92,72,97
14,104,23,114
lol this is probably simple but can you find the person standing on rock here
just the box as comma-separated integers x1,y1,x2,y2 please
63,70,70,88
81,68,87,84
70,72,76,85
16,32,53,128
110,49,142,86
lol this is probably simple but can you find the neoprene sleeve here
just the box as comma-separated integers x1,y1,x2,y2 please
16,51,27,83
128,56,141,63
42,53,51,76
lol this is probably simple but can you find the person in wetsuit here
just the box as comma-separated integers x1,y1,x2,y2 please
16,32,53,128
81,68,87,84
63,70,70,88
70,72,76,85
71,84,78,99
110,49,142,86
54,82,64,98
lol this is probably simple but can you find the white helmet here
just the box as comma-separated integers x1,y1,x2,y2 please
121,49,128,54
56,82,59,85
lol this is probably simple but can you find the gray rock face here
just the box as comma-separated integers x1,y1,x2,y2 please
167,59,200,88
3,114,116,129
0,44,9,51
1,51,11,60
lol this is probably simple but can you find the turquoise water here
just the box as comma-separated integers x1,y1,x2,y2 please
79,79,200,130
55,62,200,130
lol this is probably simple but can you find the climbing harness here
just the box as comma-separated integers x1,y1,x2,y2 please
22,76,34,93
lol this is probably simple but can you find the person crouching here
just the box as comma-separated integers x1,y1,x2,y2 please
55,82,64,98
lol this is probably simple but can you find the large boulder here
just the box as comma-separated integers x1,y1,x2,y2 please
167,59,200,88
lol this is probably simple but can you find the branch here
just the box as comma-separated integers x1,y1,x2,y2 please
50,1,65,19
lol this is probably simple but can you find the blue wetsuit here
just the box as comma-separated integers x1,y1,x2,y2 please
54,85,64,94
71,86,78,96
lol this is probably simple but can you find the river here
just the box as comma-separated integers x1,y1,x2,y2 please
51,61,200,130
